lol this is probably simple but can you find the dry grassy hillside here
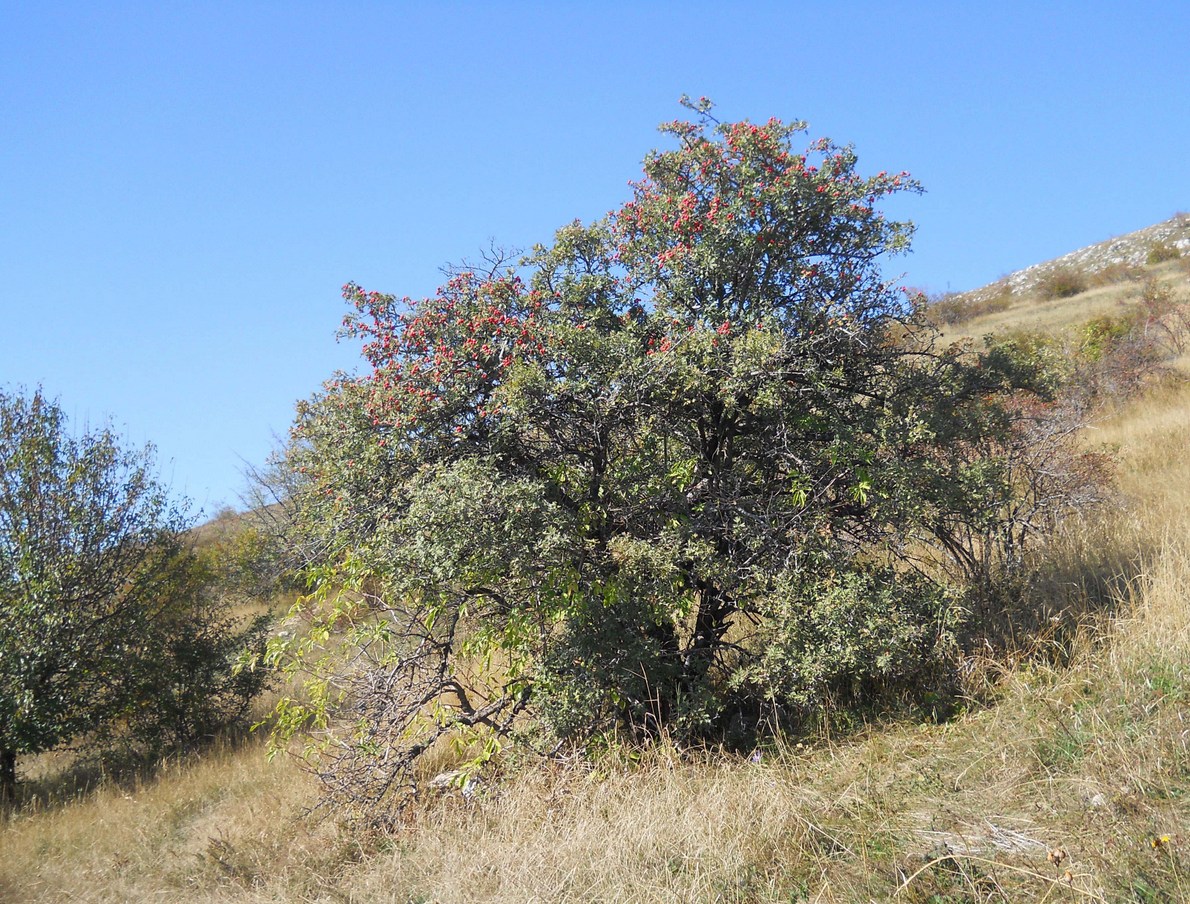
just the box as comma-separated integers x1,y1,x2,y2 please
944,214,1190,308
3,239,1189,903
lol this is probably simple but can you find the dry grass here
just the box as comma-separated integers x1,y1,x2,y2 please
936,260,1189,348
5,301,1190,902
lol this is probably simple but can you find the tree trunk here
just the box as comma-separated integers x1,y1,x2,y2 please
0,747,16,804
682,584,733,692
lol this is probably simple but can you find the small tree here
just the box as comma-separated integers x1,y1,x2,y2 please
0,388,267,800
270,100,1093,819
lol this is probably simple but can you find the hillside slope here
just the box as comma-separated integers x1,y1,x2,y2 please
2,228,1189,903
958,213,1190,305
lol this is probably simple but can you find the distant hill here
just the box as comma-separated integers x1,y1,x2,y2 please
929,214,1190,342
953,213,1190,305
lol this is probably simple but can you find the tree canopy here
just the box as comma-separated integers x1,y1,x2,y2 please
269,100,1093,819
0,388,268,801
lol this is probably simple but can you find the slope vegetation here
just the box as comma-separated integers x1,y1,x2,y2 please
2,232,1189,903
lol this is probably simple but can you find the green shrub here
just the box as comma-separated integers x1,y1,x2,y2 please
1072,286,1188,402
1080,313,1136,363
733,570,961,715
982,329,1071,395
1146,241,1182,265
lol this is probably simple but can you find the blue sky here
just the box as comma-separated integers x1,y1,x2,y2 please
3,2,1188,513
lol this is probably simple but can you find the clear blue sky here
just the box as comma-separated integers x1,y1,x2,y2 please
3,2,1187,514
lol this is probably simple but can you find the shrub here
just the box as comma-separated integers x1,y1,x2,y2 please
1146,240,1182,265
1090,262,1145,287
927,287,1012,326
1070,281,1190,404
1080,313,1136,363
116,546,272,752
1136,277,1190,356
925,293,968,325
1036,266,1088,300
732,570,961,715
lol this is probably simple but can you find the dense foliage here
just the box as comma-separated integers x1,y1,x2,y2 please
270,100,1098,818
0,388,269,800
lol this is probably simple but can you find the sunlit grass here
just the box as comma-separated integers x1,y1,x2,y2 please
937,258,1188,348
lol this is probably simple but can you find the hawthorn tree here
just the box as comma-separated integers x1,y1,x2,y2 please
0,388,268,801
270,99,1093,818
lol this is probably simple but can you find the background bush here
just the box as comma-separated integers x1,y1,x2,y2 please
1036,266,1088,299
0,387,269,800
1146,240,1182,265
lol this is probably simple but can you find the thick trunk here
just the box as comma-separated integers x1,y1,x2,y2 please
681,584,733,691
0,747,15,804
